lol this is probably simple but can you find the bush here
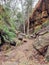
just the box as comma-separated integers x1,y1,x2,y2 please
0,5,16,43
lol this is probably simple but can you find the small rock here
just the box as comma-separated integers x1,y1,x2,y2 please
18,37,23,41
18,33,23,41
10,41,16,46
30,34,36,38
23,39,27,42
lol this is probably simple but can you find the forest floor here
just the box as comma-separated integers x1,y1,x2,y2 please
0,33,49,65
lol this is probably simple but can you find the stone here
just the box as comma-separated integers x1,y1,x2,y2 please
18,34,23,41
10,41,16,46
42,11,48,18
23,39,27,43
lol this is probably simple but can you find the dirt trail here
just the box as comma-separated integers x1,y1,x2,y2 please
0,38,49,65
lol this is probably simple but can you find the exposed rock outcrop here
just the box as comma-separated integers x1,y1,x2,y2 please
19,0,49,33
27,0,49,33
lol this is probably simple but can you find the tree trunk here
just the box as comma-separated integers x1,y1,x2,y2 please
27,9,29,35
20,0,25,34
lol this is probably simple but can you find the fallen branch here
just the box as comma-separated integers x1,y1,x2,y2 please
33,44,49,57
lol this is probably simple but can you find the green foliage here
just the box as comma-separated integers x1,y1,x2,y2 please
17,12,23,23
0,5,16,42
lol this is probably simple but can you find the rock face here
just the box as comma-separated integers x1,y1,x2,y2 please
19,0,49,33
30,0,49,24
26,0,49,33
33,33,49,57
